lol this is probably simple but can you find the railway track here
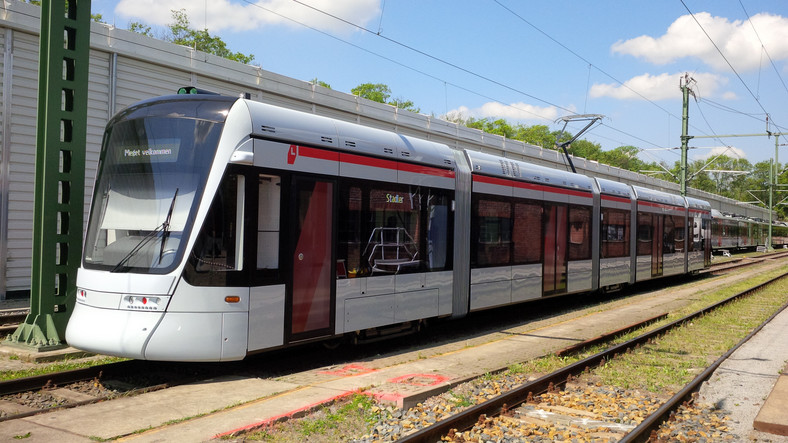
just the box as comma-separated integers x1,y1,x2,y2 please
0,360,238,421
1,256,786,438
704,249,788,275
393,270,788,442
0,309,28,336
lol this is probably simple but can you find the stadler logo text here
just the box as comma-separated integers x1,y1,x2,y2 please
386,194,404,204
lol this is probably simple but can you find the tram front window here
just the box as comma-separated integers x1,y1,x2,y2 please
84,115,223,273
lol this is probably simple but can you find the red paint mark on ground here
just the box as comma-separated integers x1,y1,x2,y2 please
387,374,450,386
318,364,376,377
369,391,405,404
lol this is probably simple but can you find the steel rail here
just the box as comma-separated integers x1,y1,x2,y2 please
398,270,788,442
0,359,149,397
621,280,788,442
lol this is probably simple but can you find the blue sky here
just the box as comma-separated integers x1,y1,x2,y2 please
90,0,788,167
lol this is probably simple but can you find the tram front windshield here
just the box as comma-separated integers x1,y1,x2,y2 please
84,108,225,273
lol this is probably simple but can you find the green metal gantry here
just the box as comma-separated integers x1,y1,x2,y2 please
7,0,90,350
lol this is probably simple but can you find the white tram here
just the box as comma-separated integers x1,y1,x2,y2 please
66,93,713,361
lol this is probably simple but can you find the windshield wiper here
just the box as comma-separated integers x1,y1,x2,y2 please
159,188,179,263
110,189,179,273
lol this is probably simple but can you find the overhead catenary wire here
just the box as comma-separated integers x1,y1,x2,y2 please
679,0,782,131
738,0,788,101
264,0,673,151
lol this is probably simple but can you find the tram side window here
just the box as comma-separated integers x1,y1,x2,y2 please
338,185,364,277
568,206,592,260
663,215,676,253
637,212,653,256
601,208,630,258
673,215,685,252
257,174,281,279
473,196,512,267
366,186,421,275
426,192,452,270
688,219,697,252
337,181,452,277
187,174,244,284
512,200,542,265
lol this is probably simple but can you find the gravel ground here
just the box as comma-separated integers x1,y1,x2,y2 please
696,304,788,443
357,375,742,442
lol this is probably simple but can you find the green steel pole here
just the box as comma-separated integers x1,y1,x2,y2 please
8,0,90,350
680,76,691,197
770,135,778,250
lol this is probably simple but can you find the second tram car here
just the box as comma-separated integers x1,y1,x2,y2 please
67,93,718,361
710,210,788,252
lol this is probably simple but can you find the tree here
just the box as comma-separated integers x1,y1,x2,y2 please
598,146,647,172
129,21,153,37
464,118,515,138
310,79,331,89
565,139,602,160
352,83,391,104
168,10,254,64
127,10,254,65
514,124,555,149
351,83,420,113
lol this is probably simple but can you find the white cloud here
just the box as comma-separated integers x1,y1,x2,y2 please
115,0,381,34
611,12,788,71
589,72,729,101
692,145,747,161
446,101,566,123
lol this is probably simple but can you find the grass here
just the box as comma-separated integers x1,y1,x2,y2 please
234,394,385,442
448,390,475,407
594,276,788,392
505,265,788,394
0,356,128,381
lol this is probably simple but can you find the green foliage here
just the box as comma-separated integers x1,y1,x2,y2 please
129,21,153,37
126,9,254,65
168,10,255,64
351,83,420,113
0,357,127,381
310,78,332,89
352,83,391,103
448,390,475,407
237,394,383,441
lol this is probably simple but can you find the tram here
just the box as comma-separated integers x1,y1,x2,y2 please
66,92,715,361
710,210,788,252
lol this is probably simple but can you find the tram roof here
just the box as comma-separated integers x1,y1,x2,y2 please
594,177,632,199
632,185,685,208
464,150,594,193
244,100,456,170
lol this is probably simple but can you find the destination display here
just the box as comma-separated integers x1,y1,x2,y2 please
114,140,180,164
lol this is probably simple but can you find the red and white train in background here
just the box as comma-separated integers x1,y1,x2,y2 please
711,210,788,251
65,92,784,361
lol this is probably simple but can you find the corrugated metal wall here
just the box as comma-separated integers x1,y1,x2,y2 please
0,0,771,297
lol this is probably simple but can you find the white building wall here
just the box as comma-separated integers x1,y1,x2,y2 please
0,0,771,297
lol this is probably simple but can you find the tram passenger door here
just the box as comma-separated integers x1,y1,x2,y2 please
288,177,335,341
702,217,712,267
543,203,568,296
651,214,664,277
